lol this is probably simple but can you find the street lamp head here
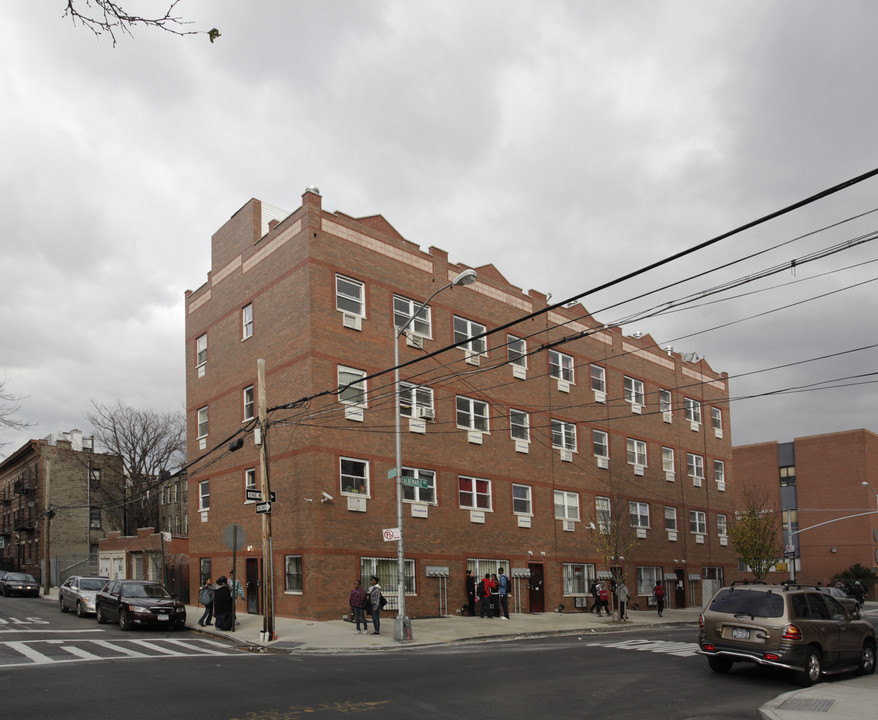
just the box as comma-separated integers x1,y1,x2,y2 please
452,268,478,287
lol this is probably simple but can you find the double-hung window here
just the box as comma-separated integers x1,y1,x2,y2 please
456,396,489,432
243,385,254,421
629,501,650,528
595,496,611,533
717,513,727,537
399,383,433,418
198,480,210,511
458,476,491,510
340,458,369,496
394,295,431,337
242,303,253,340
626,438,647,467
196,333,207,366
593,429,609,459
684,397,702,424
714,460,725,484
197,407,209,438
664,506,678,531
284,555,303,593
338,366,367,406
512,484,532,515
453,316,487,356
659,388,672,413
510,409,530,442
548,350,574,383
637,567,662,596
244,468,257,503
590,364,606,394
624,376,645,406
336,275,365,317
662,447,675,473
712,407,722,433
554,490,580,521
507,335,527,367
687,453,704,481
551,419,577,452
402,467,435,504
690,510,707,535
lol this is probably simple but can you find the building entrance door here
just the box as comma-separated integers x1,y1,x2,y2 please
246,557,260,614
674,568,686,609
528,563,544,612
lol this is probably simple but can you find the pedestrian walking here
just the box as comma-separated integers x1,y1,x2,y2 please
213,576,234,630
368,575,382,636
616,580,631,620
498,567,511,619
597,582,610,616
490,573,501,617
653,580,665,617
589,579,599,613
349,579,369,634
197,577,214,627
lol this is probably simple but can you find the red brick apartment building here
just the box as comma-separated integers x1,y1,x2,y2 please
733,429,878,591
184,187,740,621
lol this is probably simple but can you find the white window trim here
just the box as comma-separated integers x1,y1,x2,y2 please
507,335,527,368
393,294,432,338
510,409,530,443
399,382,434,418
684,397,702,424
548,349,575,383
512,483,532,516
590,364,606,394
243,385,255,421
458,475,492,511
338,366,368,407
593,429,609,459
690,510,707,535
551,419,577,452
626,438,647,467
340,457,370,497
456,396,490,433
453,316,487,356
554,490,580,521
687,452,705,480
624,376,645,406
196,333,207,367
401,466,437,505
629,501,650,528
242,303,253,340
197,407,208,439
664,506,678,531
244,468,256,504
336,274,365,317
198,480,210,512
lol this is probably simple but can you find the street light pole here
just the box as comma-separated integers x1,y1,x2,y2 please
393,268,477,642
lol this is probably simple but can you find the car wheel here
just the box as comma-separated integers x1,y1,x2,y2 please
76,600,86,618
60,597,69,613
119,609,132,631
96,604,108,624
707,655,734,674
858,642,876,676
795,648,822,687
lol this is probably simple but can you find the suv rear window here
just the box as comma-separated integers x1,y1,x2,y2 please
708,588,784,618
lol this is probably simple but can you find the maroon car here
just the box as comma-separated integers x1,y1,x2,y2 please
95,579,186,630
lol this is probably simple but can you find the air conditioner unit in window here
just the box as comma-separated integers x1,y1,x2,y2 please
416,407,435,420
342,312,362,331
465,350,480,366
563,519,575,532
693,476,703,487
90,520,101,529
663,411,673,423
596,456,609,469
405,332,423,349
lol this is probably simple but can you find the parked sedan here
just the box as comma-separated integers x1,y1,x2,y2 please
59,575,108,617
819,586,861,618
95,579,186,630
1,572,40,597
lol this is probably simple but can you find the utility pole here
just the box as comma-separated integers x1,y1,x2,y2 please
257,359,275,641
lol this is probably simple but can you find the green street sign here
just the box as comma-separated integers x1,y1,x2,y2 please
401,476,429,489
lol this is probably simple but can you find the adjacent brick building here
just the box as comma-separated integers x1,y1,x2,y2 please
733,429,878,588
185,188,741,621
0,430,124,582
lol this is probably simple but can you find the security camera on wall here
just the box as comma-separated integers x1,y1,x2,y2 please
321,492,334,503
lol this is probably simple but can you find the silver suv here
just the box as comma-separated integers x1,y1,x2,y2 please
699,581,876,686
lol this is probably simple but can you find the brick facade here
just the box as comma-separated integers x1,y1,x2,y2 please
0,431,124,581
734,429,878,585
185,189,741,620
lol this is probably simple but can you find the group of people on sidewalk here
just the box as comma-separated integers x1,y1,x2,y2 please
197,574,244,631
587,579,632,618
463,567,511,619
348,576,385,636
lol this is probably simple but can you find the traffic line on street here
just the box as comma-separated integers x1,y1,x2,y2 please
582,638,699,657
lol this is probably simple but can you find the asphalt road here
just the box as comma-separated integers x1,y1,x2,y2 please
3,594,875,720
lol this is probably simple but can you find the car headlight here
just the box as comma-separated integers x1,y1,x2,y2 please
129,605,152,615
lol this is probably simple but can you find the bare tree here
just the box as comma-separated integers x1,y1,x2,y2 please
85,400,186,533
587,492,641,586
728,485,784,581
1,374,32,450
63,1,220,45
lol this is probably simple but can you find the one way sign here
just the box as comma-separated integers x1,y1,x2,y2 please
255,501,272,514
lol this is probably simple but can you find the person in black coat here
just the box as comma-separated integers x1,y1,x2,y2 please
213,576,234,630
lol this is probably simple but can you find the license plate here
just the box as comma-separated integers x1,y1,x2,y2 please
157,614,169,621
731,627,750,640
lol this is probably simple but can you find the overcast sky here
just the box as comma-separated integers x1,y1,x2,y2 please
1,0,876,458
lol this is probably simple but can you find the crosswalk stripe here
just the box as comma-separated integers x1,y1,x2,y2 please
61,645,103,661
125,639,197,656
162,639,227,655
4,641,56,664
89,640,151,657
